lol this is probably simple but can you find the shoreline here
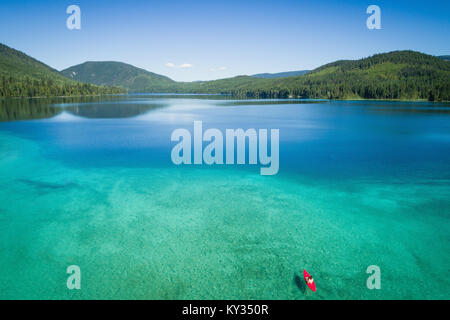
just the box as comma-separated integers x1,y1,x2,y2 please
1,93,449,103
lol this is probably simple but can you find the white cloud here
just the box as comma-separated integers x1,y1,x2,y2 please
166,62,193,68
210,66,227,72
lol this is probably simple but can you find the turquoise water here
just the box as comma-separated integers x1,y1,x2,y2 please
0,96,449,299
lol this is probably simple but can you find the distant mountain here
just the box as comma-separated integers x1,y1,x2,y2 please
143,51,450,101
61,61,175,92
438,55,450,61
199,51,449,101
56,50,450,101
251,70,309,78
0,43,124,98
60,61,270,94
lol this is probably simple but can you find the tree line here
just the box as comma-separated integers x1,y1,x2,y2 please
0,76,125,98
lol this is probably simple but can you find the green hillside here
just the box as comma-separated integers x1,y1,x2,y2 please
227,51,450,101
61,61,175,92
194,51,447,101
61,51,448,101
4,44,447,101
166,76,272,94
0,43,124,97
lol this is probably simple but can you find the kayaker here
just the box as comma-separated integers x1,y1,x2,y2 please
305,275,314,286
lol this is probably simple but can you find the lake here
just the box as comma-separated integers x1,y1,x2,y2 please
0,95,449,299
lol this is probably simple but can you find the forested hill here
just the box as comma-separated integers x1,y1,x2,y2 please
227,51,450,101
61,61,175,92
2,45,449,101
66,51,447,101
0,43,124,98
130,51,449,101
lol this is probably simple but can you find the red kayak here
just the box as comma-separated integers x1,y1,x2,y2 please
303,269,316,292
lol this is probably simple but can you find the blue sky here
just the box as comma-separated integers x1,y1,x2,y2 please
0,0,449,81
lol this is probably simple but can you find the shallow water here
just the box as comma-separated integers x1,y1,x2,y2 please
0,95,449,299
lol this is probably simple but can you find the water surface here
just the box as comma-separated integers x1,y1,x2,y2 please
0,95,449,299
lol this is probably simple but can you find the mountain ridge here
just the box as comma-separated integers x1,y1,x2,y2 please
61,61,175,92
1,43,449,101
58,51,449,101
0,43,124,97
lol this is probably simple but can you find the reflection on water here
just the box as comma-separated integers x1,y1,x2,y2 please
215,99,325,107
1,95,450,122
65,103,166,119
0,95,169,121
0,98,61,121
330,100,450,115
